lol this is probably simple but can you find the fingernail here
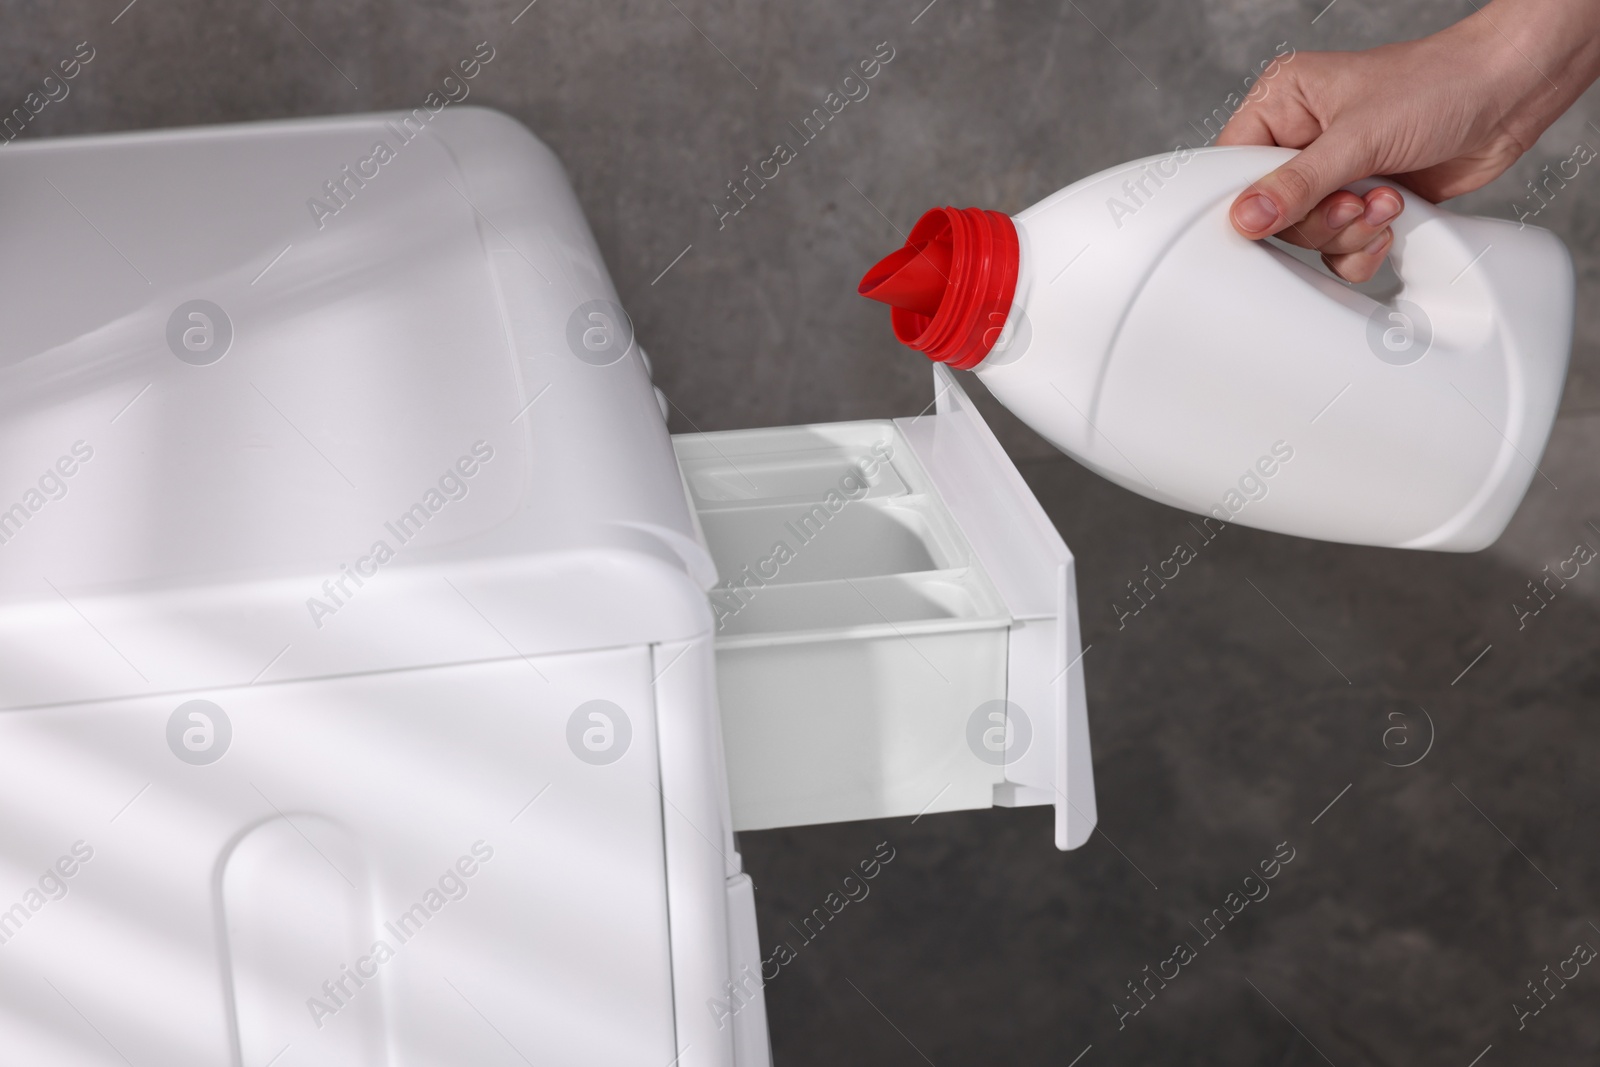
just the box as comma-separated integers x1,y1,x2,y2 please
1326,200,1363,229
1235,194,1281,233
1364,196,1401,227
1362,230,1391,255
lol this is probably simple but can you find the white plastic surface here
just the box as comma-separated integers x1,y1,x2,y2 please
899,365,1096,850
0,649,681,1066
0,108,715,709
0,110,741,1067
983,145,1573,551
653,636,746,1067
724,873,773,1067
0,106,1099,1067
678,419,1013,830
677,371,1095,849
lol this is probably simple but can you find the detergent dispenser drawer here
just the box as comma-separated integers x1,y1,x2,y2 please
674,365,1096,850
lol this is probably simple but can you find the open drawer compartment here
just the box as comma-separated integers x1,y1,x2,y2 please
674,366,1095,850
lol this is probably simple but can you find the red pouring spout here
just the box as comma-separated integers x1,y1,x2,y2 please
857,206,1020,370
858,232,953,318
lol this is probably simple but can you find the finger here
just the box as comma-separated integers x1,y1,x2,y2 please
1322,227,1392,284
1230,128,1377,239
1215,106,1277,147
1217,71,1323,150
1273,190,1367,250
1318,187,1404,255
1286,187,1405,255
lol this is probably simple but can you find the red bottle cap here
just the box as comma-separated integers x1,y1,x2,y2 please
858,207,1019,370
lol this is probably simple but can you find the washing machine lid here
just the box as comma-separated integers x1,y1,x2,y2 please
0,110,713,709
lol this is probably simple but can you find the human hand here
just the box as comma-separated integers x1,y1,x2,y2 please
1218,0,1600,282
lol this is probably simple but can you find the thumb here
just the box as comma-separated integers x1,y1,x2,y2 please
1230,127,1376,238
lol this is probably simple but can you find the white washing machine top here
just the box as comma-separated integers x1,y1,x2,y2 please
0,109,714,709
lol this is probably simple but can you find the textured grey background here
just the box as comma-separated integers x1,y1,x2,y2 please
7,0,1600,1063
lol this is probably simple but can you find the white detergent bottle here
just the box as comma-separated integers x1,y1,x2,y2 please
858,145,1573,550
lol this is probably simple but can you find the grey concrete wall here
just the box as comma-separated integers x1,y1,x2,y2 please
5,1,1599,1064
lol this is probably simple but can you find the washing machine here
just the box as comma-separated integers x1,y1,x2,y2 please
0,107,1095,1066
